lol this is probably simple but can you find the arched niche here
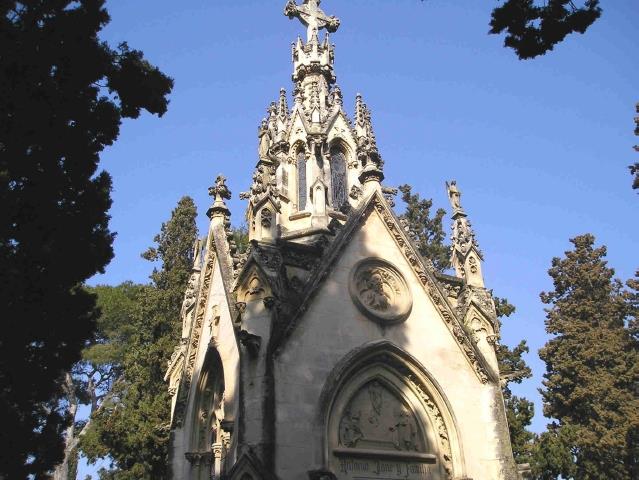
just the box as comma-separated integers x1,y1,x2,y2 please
320,342,464,480
328,141,350,209
292,143,307,211
188,347,226,479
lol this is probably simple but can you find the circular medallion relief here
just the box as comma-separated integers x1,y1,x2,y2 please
349,258,412,324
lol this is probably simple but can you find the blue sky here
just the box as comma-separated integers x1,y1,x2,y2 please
82,0,638,476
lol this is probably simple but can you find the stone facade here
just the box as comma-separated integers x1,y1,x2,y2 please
165,1,519,479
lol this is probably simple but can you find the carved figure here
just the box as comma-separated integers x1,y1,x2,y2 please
192,237,203,269
350,259,412,324
338,410,363,448
258,119,271,160
284,0,340,43
349,185,362,200
339,381,424,453
330,150,347,207
181,273,198,323
446,180,462,211
261,208,273,229
359,270,391,312
391,408,418,451
367,381,383,426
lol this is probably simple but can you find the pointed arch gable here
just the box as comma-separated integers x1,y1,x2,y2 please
317,341,466,479
272,191,496,385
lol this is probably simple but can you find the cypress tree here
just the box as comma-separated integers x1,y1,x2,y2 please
537,234,639,479
81,197,197,479
0,1,172,477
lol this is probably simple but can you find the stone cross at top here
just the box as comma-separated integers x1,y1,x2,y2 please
284,0,340,43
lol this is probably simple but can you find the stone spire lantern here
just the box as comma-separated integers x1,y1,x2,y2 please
446,180,485,288
241,0,384,245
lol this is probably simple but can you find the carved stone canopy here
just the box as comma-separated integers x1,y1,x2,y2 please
349,258,412,325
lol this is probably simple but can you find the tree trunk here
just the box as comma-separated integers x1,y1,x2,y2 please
52,373,78,480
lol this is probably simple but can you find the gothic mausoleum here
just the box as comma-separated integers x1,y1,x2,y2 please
165,1,519,479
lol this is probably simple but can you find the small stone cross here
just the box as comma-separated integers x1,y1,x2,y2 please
209,175,231,201
284,0,340,42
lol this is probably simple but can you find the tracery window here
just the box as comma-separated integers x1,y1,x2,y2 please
330,148,347,208
297,150,307,210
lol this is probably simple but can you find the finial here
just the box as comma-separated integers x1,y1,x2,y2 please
207,174,232,219
446,181,485,286
268,102,277,119
445,180,464,215
355,94,366,128
278,88,289,120
332,85,343,107
284,0,340,43
209,175,232,202
293,83,304,106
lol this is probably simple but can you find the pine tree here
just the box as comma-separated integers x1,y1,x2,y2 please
81,197,198,479
0,1,172,477
537,234,639,479
52,282,143,480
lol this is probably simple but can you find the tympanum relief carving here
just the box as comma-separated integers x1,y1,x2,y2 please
349,259,412,324
339,381,423,453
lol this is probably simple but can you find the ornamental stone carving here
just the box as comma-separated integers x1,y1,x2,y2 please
338,381,422,452
349,258,412,324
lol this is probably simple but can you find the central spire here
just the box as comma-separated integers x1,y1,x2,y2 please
241,1,385,245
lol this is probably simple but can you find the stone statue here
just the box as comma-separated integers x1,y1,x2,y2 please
258,119,271,160
192,237,203,269
446,180,462,212
284,0,340,43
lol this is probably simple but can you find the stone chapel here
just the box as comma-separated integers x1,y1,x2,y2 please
165,1,519,479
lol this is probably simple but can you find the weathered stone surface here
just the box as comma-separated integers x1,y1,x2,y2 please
165,2,518,479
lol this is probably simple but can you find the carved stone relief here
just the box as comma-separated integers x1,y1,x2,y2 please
338,381,423,452
349,259,412,324
328,362,450,480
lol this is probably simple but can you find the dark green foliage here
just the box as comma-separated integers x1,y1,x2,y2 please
537,234,639,479
0,1,172,477
489,0,602,59
397,184,450,271
531,426,578,480
81,197,198,479
493,298,535,463
628,270,639,342
232,225,250,254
